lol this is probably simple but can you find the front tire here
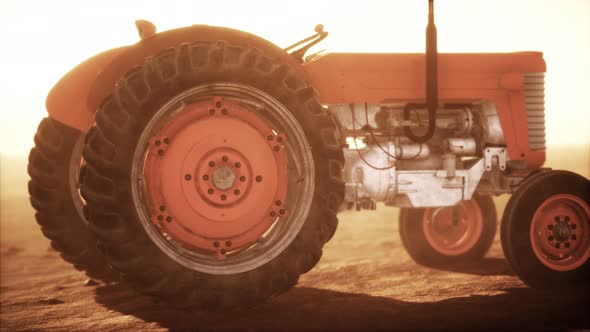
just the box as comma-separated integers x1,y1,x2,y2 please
81,41,344,308
501,170,590,288
399,195,497,267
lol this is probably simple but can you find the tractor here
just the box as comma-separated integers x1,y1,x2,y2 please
28,0,589,309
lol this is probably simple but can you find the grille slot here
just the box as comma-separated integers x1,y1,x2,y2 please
524,73,546,150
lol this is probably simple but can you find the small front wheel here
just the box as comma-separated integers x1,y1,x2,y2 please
399,195,497,266
501,170,590,288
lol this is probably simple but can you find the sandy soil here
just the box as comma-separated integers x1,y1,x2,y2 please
1,147,589,331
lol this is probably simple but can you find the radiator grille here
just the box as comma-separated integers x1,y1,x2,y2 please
524,73,546,150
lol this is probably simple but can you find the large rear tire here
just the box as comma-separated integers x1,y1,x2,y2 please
399,195,497,267
501,170,590,288
80,41,344,308
28,117,115,281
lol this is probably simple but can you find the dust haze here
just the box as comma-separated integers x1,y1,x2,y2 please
1,145,589,330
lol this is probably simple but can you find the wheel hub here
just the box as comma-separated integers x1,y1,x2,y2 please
530,194,590,271
142,97,289,258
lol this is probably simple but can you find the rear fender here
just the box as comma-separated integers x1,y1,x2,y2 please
47,24,306,132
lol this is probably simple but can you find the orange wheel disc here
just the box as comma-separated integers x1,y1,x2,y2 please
530,194,590,271
422,200,484,256
131,83,315,274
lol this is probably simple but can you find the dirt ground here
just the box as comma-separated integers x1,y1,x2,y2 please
1,147,589,331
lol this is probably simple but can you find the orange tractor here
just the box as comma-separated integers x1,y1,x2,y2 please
29,1,589,308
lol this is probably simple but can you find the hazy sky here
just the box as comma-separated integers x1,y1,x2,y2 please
0,0,589,155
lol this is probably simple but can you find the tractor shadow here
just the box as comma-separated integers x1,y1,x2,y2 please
94,283,589,331
423,257,514,276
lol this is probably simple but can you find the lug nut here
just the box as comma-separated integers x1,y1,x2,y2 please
158,149,165,156
571,224,577,230
565,242,570,248
225,241,232,247
554,216,560,222
155,140,161,146
157,215,164,221
222,156,228,162
548,224,554,230
234,189,240,195
159,205,166,211
209,109,215,115
208,189,214,195
277,137,283,143
273,146,280,152
166,216,173,223
163,138,170,144
572,234,577,240
216,101,222,108
213,241,220,248
221,194,227,201
220,249,227,255
279,209,286,215
564,216,570,222
203,174,209,180
555,243,561,249
235,162,241,168
185,174,192,181
548,235,554,241
275,200,282,206
267,135,273,141
256,176,262,182
221,108,228,115
240,176,246,182
270,211,277,217
209,161,215,167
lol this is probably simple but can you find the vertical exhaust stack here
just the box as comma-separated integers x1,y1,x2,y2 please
426,0,438,115
403,0,439,143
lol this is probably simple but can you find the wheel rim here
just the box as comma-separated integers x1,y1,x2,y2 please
530,194,590,272
68,135,87,224
422,200,484,256
131,83,315,275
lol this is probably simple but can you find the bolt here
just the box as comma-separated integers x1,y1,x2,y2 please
221,194,227,201
270,211,277,217
163,138,170,144
548,235,554,241
185,174,192,181
155,140,161,146
273,146,280,152
548,224,554,230
554,216,560,222
158,149,165,156
267,135,273,141
203,174,209,180
216,101,222,108
234,189,240,195
222,156,229,162
225,241,232,247
572,234,577,240
235,162,241,168
564,216,570,222
209,109,215,115
275,200,282,206
209,161,215,167
221,108,228,115
157,215,163,221
572,224,577,230
565,242,570,248
256,176,263,182
213,241,220,248
279,209,286,215
166,216,173,223
208,189,214,195
555,243,561,249
159,205,166,211
240,176,246,182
